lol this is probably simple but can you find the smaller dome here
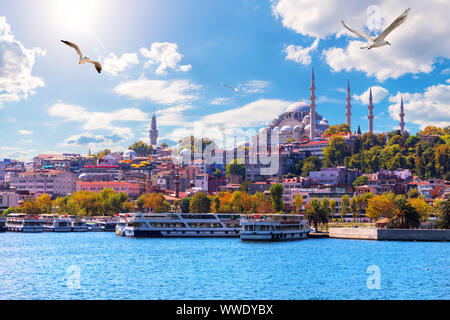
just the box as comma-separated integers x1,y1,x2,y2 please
285,100,310,113
304,124,311,131
273,127,280,133
123,150,137,159
319,120,328,125
293,125,302,132
180,148,190,156
280,125,292,133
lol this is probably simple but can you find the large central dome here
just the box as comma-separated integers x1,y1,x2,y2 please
285,100,310,113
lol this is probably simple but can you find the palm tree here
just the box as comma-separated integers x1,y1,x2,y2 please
304,198,328,231
387,196,421,229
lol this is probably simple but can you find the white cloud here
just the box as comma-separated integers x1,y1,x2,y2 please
210,97,232,105
47,102,148,140
0,146,36,162
114,78,201,105
140,42,191,74
18,130,33,135
388,83,450,129
156,104,194,126
102,52,139,76
284,38,319,65
241,80,271,94
61,132,131,147
201,99,292,128
353,86,389,104
0,16,45,107
441,68,450,76
273,0,450,81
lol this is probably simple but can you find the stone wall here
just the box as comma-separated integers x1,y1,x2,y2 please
329,227,450,241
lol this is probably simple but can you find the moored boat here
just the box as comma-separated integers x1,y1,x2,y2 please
6,213,43,233
71,219,88,232
240,214,311,241
41,214,72,232
0,216,6,232
124,212,241,238
115,213,128,236
86,220,102,232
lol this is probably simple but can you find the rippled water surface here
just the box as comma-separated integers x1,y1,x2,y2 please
0,232,448,299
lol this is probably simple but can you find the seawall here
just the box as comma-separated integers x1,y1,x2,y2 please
329,228,450,241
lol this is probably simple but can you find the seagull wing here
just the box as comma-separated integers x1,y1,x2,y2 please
61,40,83,59
88,60,102,73
376,8,410,41
223,83,238,92
341,20,373,41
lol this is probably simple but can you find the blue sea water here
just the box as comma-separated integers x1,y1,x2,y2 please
0,232,448,300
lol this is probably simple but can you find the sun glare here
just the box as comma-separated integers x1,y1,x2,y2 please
54,0,98,31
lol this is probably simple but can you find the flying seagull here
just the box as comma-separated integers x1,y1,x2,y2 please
222,82,239,93
341,8,410,49
61,40,102,73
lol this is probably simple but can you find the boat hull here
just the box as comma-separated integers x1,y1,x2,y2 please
240,230,310,241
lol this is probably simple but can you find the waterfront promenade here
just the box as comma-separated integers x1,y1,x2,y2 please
329,228,450,241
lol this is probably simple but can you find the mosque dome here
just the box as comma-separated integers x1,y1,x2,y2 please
293,125,302,132
304,124,311,131
273,127,280,133
285,100,310,113
280,125,292,133
123,150,137,159
319,119,328,126
180,148,190,156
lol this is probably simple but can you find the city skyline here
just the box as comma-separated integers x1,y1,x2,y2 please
0,0,449,162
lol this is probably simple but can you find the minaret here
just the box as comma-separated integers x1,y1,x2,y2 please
399,97,405,134
368,88,374,134
309,68,316,140
149,111,158,146
345,80,352,132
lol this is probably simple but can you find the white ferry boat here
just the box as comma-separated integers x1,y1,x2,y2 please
240,214,311,241
71,219,89,232
124,212,241,238
115,213,129,236
41,214,72,232
6,213,44,233
91,216,116,232
0,216,6,232
86,221,102,232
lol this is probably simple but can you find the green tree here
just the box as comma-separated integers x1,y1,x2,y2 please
180,197,191,213
322,135,350,167
128,141,153,157
270,183,284,213
293,194,304,213
437,199,450,229
386,196,421,229
353,176,368,188
304,198,328,230
340,195,350,221
226,159,246,180
320,197,330,221
329,199,337,221
189,193,211,213
407,188,420,199
301,156,321,177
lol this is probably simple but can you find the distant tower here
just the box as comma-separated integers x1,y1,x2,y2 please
309,68,316,140
399,97,405,134
346,80,352,132
368,88,374,134
149,111,158,146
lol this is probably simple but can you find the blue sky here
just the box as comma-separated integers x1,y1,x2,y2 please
0,0,449,161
